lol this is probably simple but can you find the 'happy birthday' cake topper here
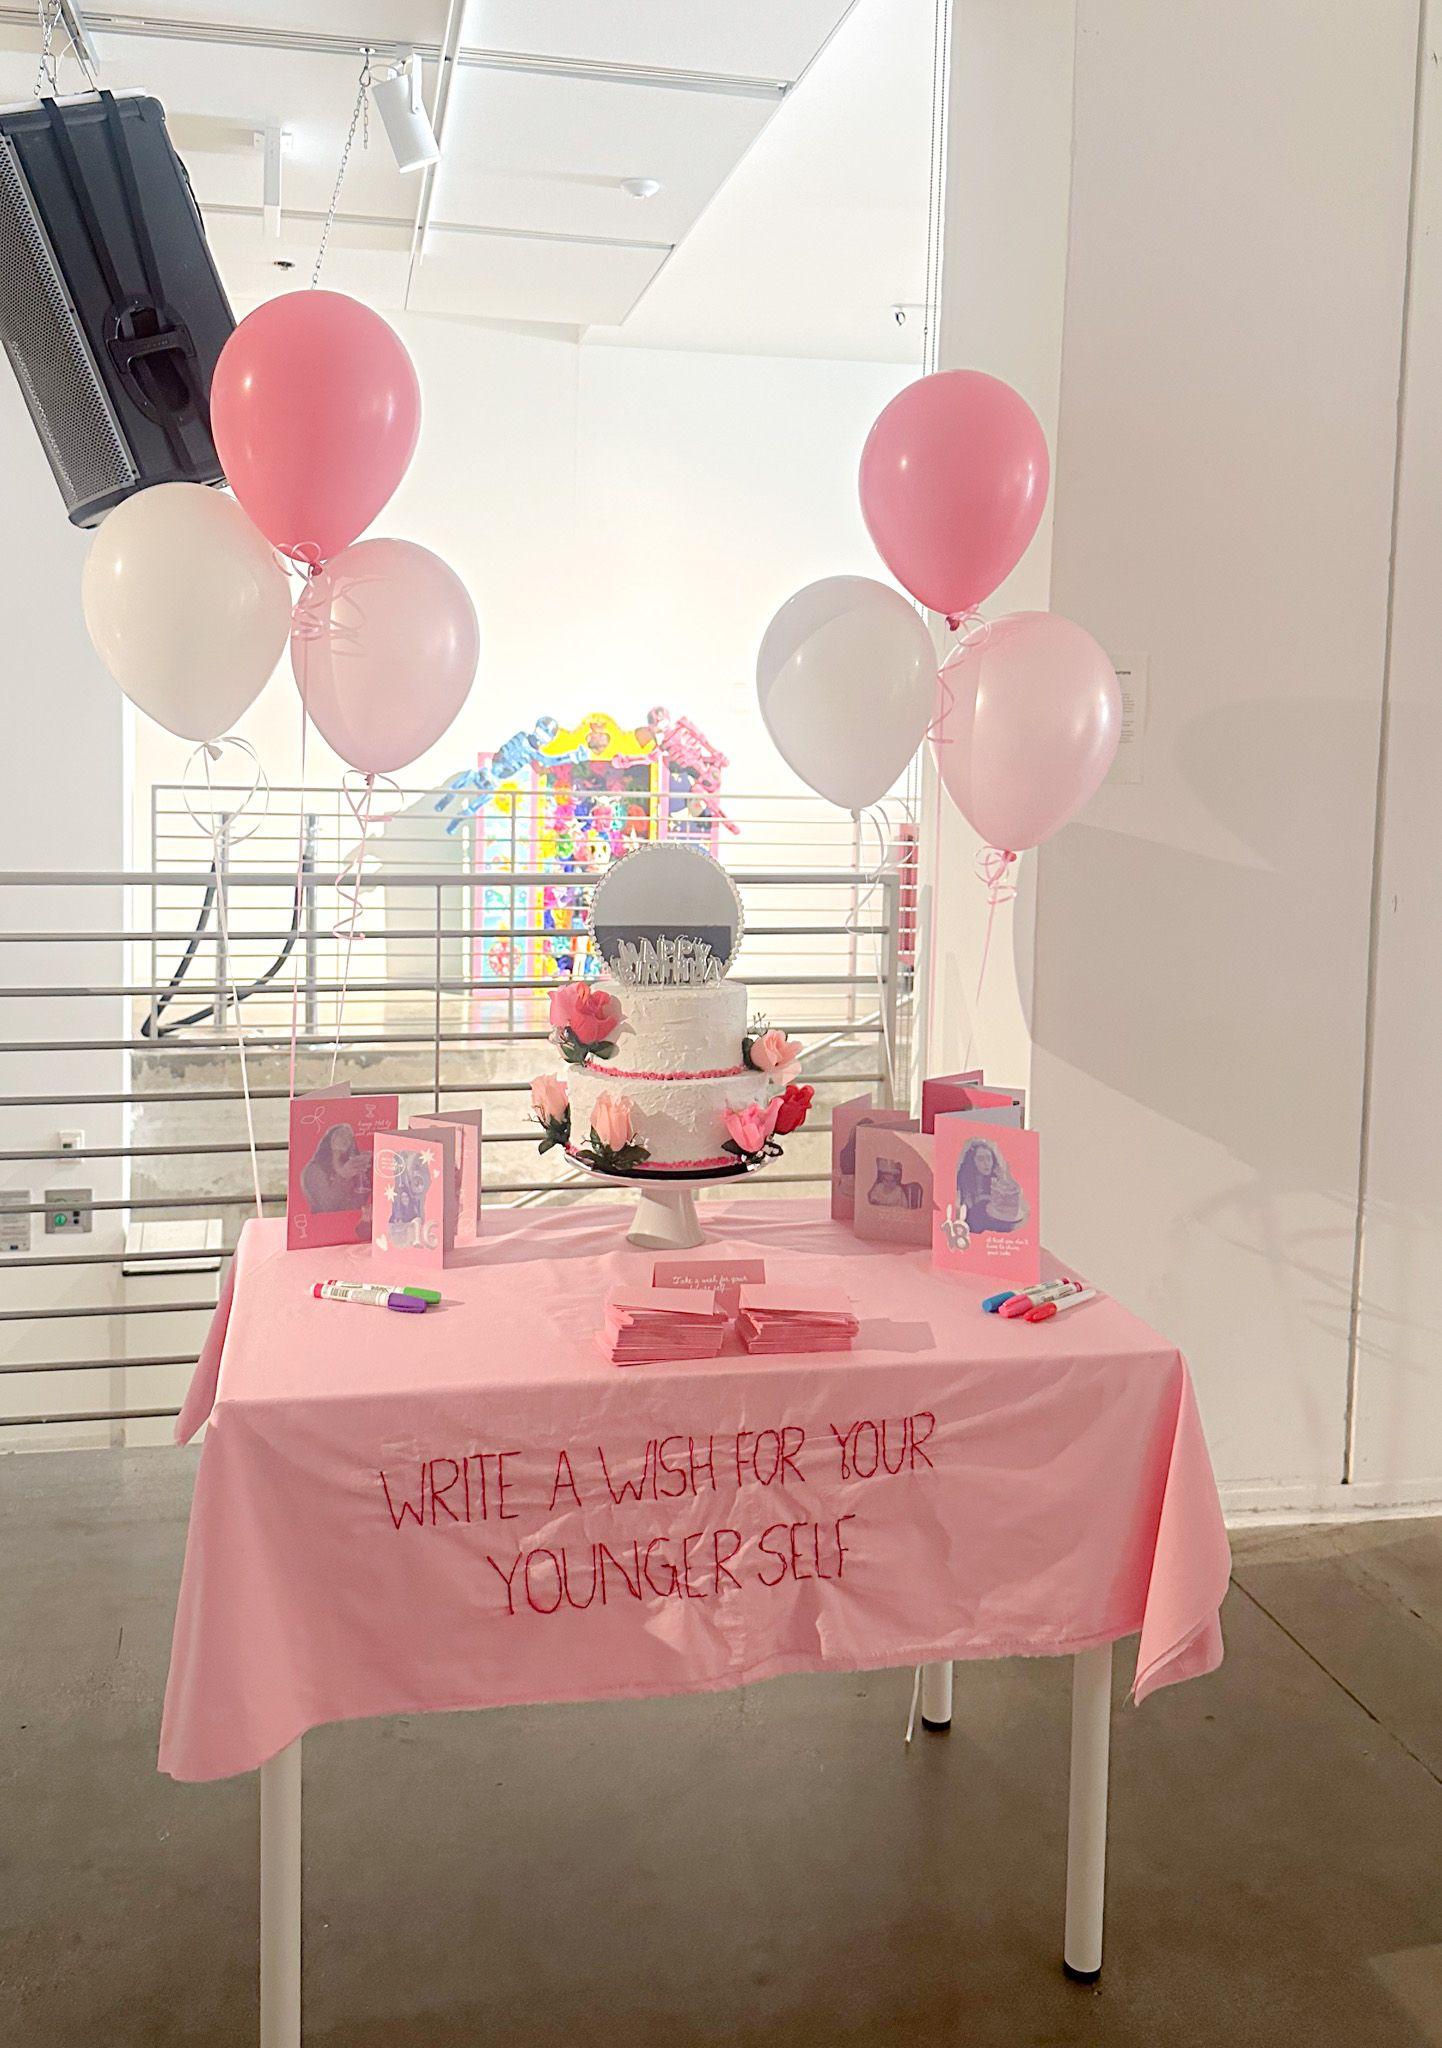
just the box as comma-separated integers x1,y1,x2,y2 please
588,842,744,983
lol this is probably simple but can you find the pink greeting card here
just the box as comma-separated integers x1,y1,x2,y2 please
921,1073,1025,1133
372,1127,458,1269
409,1109,482,1244
286,1090,400,1250
852,1125,935,1246
831,1094,919,1221
931,1116,1040,1285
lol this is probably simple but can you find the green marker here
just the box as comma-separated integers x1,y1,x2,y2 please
401,1285,442,1305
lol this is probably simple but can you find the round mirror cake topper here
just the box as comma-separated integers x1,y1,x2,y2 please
588,842,744,984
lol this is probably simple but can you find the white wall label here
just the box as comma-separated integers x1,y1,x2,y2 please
1109,650,1149,784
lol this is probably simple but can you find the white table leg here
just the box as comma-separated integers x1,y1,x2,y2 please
920,1659,953,1730
1063,1642,1112,1982
261,1738,302,2048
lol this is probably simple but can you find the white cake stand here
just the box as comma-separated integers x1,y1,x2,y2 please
564,1149,775,1250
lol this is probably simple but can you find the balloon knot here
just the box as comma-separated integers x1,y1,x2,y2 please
945,613,963,634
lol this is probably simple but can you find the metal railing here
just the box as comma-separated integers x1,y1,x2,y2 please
0,803,914,1446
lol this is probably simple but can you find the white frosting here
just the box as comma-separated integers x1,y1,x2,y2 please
591,976,749,1080
558,976,775,1169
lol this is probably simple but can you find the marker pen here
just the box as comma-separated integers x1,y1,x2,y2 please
313,1280,426,1313
998,1279,1082,1320
982,1291,1016,1314
1026,1287,1098,1323
401,1285,442,1305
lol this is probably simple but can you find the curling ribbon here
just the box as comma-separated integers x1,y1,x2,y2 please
328,768,402,1084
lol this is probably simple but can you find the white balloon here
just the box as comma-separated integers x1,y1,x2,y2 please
82,483,292,742
756,575,937,811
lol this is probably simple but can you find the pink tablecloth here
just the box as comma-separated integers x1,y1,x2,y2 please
160,1202,1229,1782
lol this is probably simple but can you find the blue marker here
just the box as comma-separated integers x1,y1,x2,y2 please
982,1290,1016,1314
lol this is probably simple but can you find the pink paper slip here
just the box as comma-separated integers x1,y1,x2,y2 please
372,1128,457,1269
738,1285,855,1319
286,1091,399,1250
932,1117,1041,1286
609,1284,725,1320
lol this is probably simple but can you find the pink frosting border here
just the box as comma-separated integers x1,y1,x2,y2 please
590,1063,748,1081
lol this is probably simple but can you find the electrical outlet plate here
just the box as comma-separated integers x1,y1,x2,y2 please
0,1192,31,1255
44,1186,92,1234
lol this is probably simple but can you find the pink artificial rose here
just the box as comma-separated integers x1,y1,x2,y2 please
750,1028,802,1076
724,1097,781,1156
530,1074,568,1124
590,1092,635,1153
549,979,623,1048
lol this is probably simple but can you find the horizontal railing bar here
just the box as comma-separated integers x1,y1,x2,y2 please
0,1354,195,1375
0,1122,838,1164
0,925,888,944
0,1300,217,1320
0,867,882,888
2,972,875,999
0,1071,886,1110
0,1406,181,1429
0,1022,882,1055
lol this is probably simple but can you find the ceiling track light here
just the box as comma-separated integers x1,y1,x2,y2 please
373,52,440,174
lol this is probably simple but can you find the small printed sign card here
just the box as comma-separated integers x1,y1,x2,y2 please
372,1126,458,1269
830,1094,920,1222
286,1088,400,1250
653,1256,767,1316
851,1125,935,1247
920,1073,1025,1134
409,1109,483,1244
931,1116,1041,1285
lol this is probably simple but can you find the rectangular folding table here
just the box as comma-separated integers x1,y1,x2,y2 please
161,1200,1229,2047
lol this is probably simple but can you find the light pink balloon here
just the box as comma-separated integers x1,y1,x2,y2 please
931,612,1121,850
212,292,421,565
859,370,1049,622
291,538,479,775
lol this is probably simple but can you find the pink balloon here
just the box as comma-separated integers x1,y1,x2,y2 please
291,538,480,775
211,292,420,565
931,612,1121,850
859,370,1049,621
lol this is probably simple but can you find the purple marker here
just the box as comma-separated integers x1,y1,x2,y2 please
314,1281,426,1313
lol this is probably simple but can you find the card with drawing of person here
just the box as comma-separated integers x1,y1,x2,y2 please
931,1116,1041,1284
830,1093,920,1222
851,1125,935,1246
372,1127,457,1269
286,1090,399,1250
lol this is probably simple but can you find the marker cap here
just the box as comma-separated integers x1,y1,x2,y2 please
388,1293,426,1313
401,1286,441,1304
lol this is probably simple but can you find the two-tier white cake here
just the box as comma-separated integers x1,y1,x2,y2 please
531,842,803,1178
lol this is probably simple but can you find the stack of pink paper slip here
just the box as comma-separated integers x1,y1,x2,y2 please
736,1285,858,1355
600,1285,729,1366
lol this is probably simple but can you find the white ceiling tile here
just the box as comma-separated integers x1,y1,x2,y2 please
427,67,769,242
457,1,856,82
409,225,661,327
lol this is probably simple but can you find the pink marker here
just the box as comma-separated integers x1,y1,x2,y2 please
998,1279,1081,1319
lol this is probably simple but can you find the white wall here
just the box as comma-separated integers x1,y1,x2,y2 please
1352,0,1442,1493
1027,0,1418,1497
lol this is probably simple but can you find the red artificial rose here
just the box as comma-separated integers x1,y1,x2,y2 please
772,1082,813,1136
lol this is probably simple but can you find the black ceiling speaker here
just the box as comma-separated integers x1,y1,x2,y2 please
0,89,235,525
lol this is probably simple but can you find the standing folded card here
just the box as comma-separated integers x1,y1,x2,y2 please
831,1093,919,1221
931,1116,1040,1285
921,1074,1025,1133
372,1127,458,1268
851,1124,935,1246
287,1090,399,1249
409,1109,482,1244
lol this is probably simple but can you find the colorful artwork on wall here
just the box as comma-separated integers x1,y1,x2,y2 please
460,708,735,993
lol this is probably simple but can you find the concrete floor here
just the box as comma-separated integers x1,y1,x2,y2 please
5,1455,1442,2048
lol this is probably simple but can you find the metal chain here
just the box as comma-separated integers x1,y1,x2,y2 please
34,0,62,95
311,46,373,289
